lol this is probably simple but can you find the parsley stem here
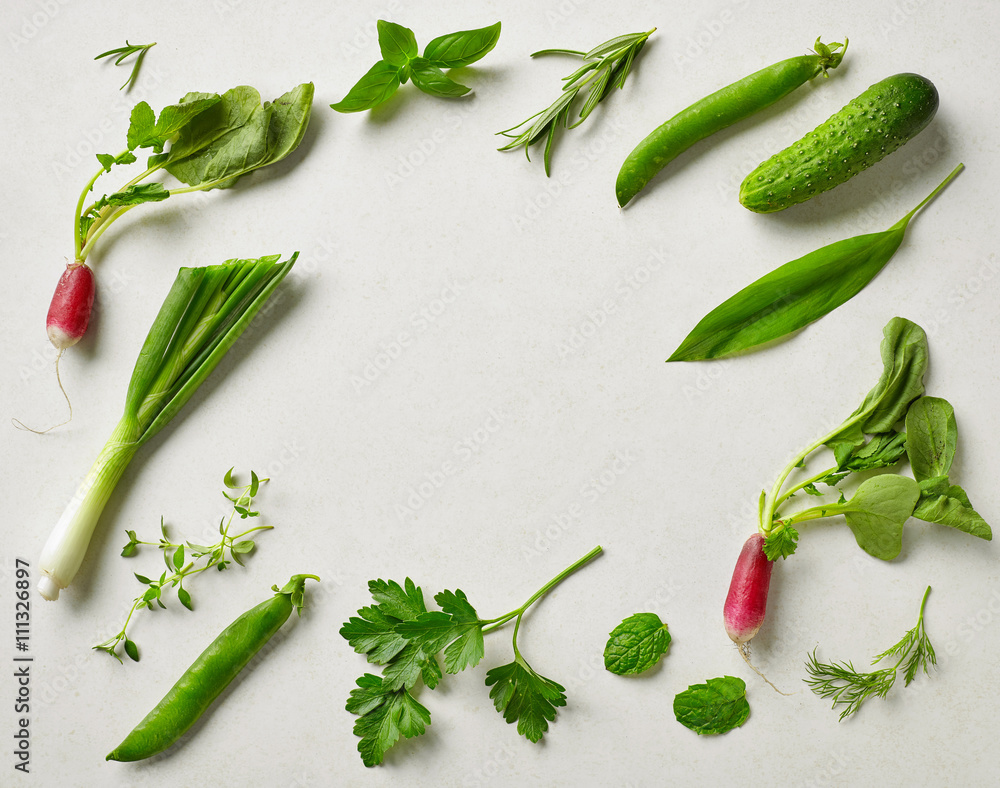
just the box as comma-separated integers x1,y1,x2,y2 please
482,545,603,634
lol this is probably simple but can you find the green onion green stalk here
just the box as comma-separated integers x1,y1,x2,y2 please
38,254,297,601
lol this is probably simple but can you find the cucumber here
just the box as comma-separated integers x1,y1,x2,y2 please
739,73,938,213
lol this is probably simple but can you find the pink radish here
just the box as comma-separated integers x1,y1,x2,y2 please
47,262,95,349
724,533,773,646
724,533,788,693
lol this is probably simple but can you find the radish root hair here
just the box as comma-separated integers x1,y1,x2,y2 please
12,350,74,434
737,641,793,696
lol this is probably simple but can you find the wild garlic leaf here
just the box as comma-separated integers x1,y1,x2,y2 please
603,613,670,675
410,59,471,97
377,20,418,66
422,22,502,68
668,169,962,362
673,676,750,735
331,61,402,112
485,660,567,743
905,397,957,482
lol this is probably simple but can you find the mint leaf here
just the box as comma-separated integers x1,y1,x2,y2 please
603,613,670,675
673,676,750,735
330,61,401,113
485,660,566,743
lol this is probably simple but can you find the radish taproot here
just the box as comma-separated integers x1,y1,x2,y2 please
723,533,773,647
46,262,95,349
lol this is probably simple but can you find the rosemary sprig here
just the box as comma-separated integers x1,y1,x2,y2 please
496,29,654,176
94,40,156,91
93,469,272,663
805,586,937,720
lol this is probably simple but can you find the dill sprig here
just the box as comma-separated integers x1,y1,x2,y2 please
805,586,937,720
496,29,655,176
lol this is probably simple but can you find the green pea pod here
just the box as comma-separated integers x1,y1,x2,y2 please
615,37,846,207
107,574,319,762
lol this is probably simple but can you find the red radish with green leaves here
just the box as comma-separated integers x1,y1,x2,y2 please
48,82,313,351
722,318,991,680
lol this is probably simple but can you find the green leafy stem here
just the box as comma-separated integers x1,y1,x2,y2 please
757,318,991,562
342,545,602,766
93,469,272,663
73,82,313,262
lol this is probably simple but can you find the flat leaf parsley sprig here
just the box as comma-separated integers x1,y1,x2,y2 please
94,469,272,663
805,585,937,720
342,545,603,767
497,29,655,175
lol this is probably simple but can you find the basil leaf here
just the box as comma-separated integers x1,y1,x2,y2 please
905,397,957,482
377,20,418,66
604,613,670,675
409,59,471,97
668,167,961,362
914,478,992,540
827,475,920,560
423,22,501,68
673,676,749,735
330,61,401,113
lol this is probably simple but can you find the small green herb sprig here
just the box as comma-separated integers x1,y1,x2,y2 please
342,546,602,767
93,469,272,664
331,20,501,113
497,29,655,175
805,586,937,720
94,40,156,91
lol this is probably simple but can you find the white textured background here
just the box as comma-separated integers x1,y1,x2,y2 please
2,0,998,786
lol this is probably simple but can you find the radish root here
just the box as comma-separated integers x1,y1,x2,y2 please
737,642,793,696
12,350,74,434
